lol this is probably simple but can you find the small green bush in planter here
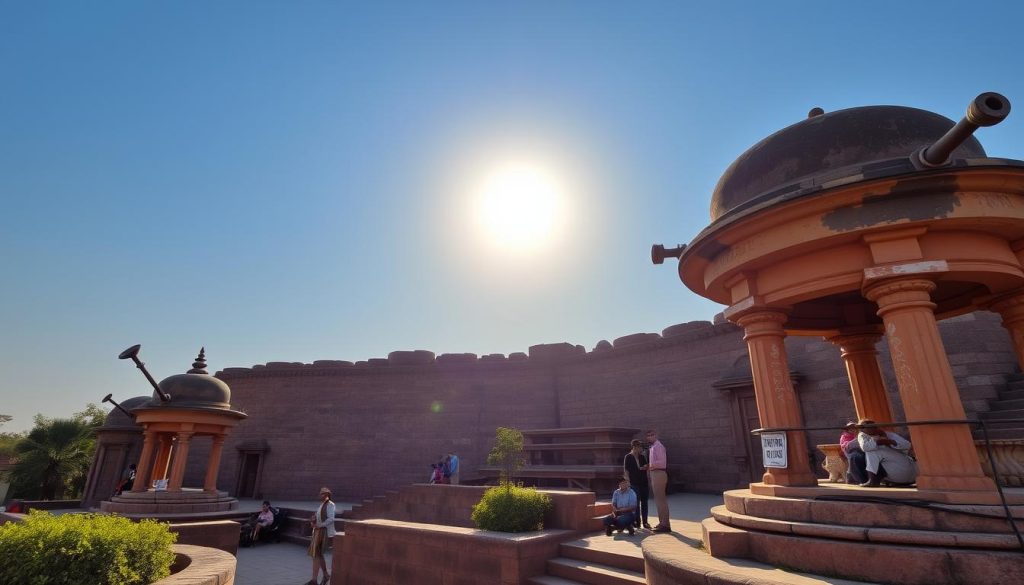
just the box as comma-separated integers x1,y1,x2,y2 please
471,483,554,532
0,511,177,585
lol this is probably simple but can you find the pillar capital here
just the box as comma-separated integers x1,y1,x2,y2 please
827,329,884,356
734,310,788,340
988,289,1024,316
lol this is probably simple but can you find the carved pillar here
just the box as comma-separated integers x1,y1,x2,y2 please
131,430,157,492
167,431,194,491
864,278,993,491
989,291,1024,371
734,310,818,486
204,435,226,492
827,330,894,423
151,434,173,481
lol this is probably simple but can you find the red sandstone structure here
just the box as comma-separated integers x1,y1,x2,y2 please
648,92,1024,584
97,348,246,516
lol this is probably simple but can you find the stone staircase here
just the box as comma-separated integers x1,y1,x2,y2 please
702,488,1024,585
977,372,1024,440
530,539,645,585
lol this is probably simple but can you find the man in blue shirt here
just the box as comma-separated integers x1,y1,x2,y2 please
446,451,460,485
603,479,638,536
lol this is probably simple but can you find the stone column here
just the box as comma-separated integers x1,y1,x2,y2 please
151,434,173,481
827,330,894,423
131,430,157,492
989,291,1024,371
167,431,194,491
864,278,993,491
203,435,226,492
734,310,818,486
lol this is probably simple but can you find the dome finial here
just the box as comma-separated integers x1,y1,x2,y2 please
808,107,825,118
188,347,208,374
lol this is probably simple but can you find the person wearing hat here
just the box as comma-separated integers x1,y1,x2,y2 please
308,487,336,585
839,421,868,485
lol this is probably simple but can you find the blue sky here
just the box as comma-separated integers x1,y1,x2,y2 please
3,1,1023,431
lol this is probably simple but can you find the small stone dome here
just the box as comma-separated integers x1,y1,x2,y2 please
709,105,987,221
101,396,149,429
150,348,232,410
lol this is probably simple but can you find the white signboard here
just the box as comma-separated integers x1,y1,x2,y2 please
760,432,788,468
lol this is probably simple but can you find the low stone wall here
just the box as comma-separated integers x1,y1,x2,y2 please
153,543,236,585
169,520,241,556
332,520,572,585
20,499,81,511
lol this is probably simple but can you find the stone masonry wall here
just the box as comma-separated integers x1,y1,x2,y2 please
181,311,1018,500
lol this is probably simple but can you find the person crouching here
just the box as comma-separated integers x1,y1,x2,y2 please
603,479,638,536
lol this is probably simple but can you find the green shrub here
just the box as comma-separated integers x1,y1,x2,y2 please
471,483,553,532
0,511,177,585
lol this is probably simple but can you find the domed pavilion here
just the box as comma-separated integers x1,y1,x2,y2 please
651,93,1024,584
101,348,247,515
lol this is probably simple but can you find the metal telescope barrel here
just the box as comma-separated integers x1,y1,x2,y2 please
920,92,1011,166
118,344,171,402
101,393,134,418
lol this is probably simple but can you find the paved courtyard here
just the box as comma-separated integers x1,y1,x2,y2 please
233,492,723,585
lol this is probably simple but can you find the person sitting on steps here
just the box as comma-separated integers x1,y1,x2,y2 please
603,478,638,537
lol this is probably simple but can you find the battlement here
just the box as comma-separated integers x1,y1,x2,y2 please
215,318,739,380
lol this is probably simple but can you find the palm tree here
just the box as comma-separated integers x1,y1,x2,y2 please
8,418,95,500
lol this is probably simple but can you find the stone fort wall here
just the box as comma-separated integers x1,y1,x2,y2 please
183,311,1018,500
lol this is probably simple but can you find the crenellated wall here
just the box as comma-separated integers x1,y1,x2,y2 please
180,311,1018,500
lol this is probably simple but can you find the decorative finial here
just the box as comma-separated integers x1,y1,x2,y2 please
808,107,825,118
188,347,208,374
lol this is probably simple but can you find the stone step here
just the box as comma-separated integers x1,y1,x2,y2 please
711,505,1022,549
708,518,1024,585
560,541,644,573
529,576,587,585
992,398,1024,410
722,489,1023,534
975,427,1024,440
1005,377,1024,389
999,388,1024,401
546,558,646,585
978,409,1024,421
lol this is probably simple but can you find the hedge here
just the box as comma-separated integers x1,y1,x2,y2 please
471,483,553,532
0,511,177,585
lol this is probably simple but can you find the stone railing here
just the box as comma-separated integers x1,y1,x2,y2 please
817,439,1024,486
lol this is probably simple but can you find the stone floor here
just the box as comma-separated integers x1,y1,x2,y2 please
233,492,721,585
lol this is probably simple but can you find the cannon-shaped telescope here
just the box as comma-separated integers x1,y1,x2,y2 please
918,92,1011,167
118,344,172,402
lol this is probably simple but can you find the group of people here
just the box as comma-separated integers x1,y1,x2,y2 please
839,419,918,487
602,429,673,536
428,451,460,485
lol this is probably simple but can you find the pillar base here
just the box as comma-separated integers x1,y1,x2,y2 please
100,488,238,515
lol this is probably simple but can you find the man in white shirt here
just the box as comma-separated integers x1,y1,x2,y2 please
857,420,917,487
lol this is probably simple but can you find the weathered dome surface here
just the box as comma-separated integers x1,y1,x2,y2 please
101,396,149,429
709,105,987,221
153,372,232,410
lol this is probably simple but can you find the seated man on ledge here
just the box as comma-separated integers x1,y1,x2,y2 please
840,421,868,484
604,478,638,536
857,419,917,487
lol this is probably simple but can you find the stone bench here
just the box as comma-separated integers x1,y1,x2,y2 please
816,439,1024,485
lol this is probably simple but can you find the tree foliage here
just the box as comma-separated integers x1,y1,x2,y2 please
486,426,526,488
7,404,107,500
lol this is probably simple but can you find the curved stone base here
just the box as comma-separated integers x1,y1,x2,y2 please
153,544,236,585
697,489,1024,585
100,489,238,515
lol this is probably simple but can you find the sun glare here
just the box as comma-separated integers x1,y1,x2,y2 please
473,162,567,253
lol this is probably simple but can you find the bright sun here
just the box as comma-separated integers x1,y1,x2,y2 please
472,162,566,253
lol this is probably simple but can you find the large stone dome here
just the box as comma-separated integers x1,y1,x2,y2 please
709,105,987,221
148,348,232,410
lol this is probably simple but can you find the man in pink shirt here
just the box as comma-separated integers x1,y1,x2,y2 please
646,429,671,532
